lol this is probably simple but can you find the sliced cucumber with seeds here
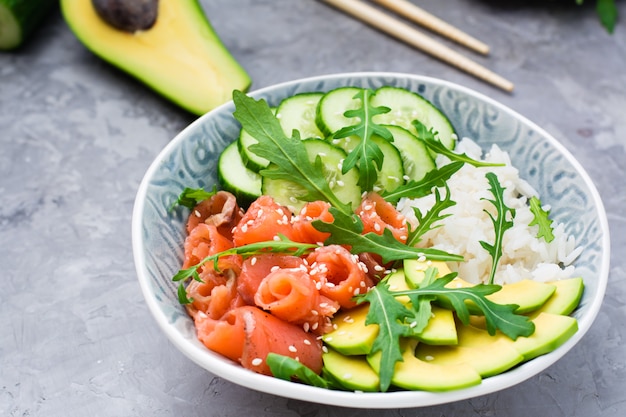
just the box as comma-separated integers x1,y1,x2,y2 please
218,140,262,208
329,133,404,193
315,86,363,136
262,139,362,213
276,92,324,139
370,86,456,151
384,125,435,182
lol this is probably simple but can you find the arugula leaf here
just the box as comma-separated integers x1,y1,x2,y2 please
392,274,535,339
232,90,353,215
356,270,535,392
312,207,464,264
413,120,505,168
172,235,318,304
171,187,217,210
381,161,464,204
403,267,437,336
333,89,393,192
480,172,516,285
406,185,456,247
357,281,414,392
596,0,618,33
266,353,332,389
528,196,555,243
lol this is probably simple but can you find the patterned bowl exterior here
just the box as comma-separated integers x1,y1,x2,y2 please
132,72,609,409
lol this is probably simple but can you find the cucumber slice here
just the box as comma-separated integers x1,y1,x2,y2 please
330,134,404,193
262,139,361,213
218,140,262,208
315,86,363,136
370,86,457,150
276,92,324,139
237,107,276,172
384,125,436,182
0,0,55,50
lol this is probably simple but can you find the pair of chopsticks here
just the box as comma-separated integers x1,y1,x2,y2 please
320,0,514,93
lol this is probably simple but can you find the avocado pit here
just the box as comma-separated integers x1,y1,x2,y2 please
91,0,159,32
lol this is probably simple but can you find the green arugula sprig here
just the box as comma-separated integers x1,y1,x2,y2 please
171,186,217,210
413,120,506,168
266,353,335,389
480,172,516,285
405,185,456,247
312,207,464,264
172,235,318,304
232,90,353,215
357,268,535,392
528,196,555,243
381,161,464,204
333,89,393,191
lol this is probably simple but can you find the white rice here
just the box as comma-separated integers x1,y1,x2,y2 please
397,138,582,285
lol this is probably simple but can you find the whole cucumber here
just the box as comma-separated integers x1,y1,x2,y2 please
0,0,57,50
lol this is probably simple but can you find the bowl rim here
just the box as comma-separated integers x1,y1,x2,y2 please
132,71,610,409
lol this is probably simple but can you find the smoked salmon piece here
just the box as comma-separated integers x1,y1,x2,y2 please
357,192,409,243
232,195,297,246
306,245,374,309
292,200,334,245
254,267,339,334
196,306,323,376
186,191,244,239
237,254,306,305
182,223,241,274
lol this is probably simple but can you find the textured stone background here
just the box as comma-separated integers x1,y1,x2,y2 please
1,1,625,416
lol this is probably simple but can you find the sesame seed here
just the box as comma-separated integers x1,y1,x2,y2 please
288,345,297,353
425,355,435,361
251,358,263,366
343,373,352,380
251,257,257,265
303,339,311,345
194,210,201,217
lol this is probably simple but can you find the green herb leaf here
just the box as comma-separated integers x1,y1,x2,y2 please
333,89,393,191
266,353,331,389
172,235,318,301
596,0,618,33
172,187,217,210
480,172,516,284
413,120,505,168
406,185,456,247
356,269,535,392
381,161,464,204
391,273,535,339
312,208,464,264
177,282,195,305
232,90,353,215
358,281,414,392
528,196,555,243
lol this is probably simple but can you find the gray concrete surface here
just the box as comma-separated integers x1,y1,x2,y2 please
1,1,625,416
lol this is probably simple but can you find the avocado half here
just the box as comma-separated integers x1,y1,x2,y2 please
61,0,251,115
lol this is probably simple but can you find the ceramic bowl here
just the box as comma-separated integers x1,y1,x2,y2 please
132,72,610,408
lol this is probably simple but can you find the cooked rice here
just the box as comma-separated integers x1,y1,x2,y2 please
397,138,581,285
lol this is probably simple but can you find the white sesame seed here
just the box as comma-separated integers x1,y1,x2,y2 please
251,358,263,366
288,345,297,353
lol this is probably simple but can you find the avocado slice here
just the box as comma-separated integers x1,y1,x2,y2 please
322,304,378,356
443,277,557,315
61,0,251,115
415,338,524,378
530,277,585,317
322,349,380,392
453,312,578,360
368,338,482,392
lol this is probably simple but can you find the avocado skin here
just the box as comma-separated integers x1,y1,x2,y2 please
61,0,251,115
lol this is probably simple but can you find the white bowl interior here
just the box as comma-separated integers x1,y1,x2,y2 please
132,72,610,408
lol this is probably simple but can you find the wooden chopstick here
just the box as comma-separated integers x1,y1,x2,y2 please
320,0,514,92
371,0,490,55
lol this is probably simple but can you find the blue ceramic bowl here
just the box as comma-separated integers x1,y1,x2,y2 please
132,73,610,408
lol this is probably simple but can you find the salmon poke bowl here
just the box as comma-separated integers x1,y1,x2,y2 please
132,72,610,408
